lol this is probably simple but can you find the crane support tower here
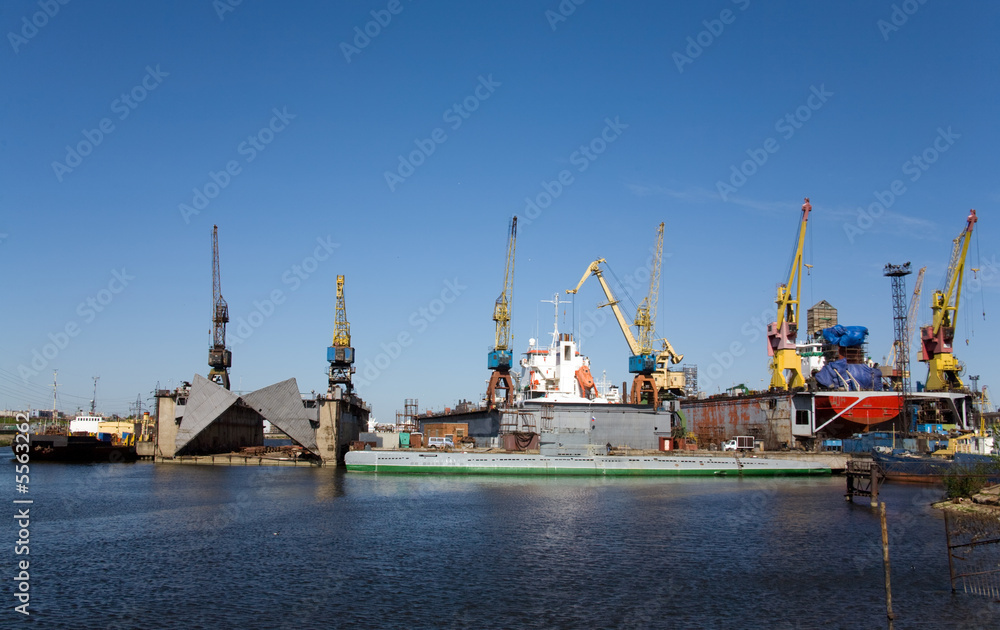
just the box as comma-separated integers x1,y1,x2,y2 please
486,217,517,409
920,209,977,391
885,266,926,379
328,275,356,395
567,223,684,406
208,225,232,390
767,198,811,390
884,262,913,431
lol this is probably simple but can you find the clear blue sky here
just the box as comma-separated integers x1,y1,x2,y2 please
2,0,997,418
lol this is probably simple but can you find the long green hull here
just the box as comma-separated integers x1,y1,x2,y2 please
346,464,829,476
345,451,831,476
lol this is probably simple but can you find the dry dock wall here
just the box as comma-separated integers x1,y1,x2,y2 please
155,381,368,464
681,393,806,450
419,404,672,451
316,393,367,464
155,393,263,457
180,404,263,455
529,403,668,451
155,394,178,458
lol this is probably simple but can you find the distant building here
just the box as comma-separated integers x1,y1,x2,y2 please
806,300,837,339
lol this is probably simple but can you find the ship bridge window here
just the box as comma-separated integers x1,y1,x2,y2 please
796,410,810,426
564,346,571,361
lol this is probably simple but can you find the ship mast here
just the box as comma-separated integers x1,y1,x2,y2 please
90,376,99,415
51,369,57,431
540,293,563,349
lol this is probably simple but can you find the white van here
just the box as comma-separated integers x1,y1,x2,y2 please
427,436,454,449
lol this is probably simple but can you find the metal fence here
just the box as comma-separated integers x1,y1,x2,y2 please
944,509,1000,599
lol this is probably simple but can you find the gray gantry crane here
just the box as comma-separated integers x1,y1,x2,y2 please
208,225,232,389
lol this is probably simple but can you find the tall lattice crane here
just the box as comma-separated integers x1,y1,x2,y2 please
886,266,926,375
567,223,684,406
634,223,664,356
647,223,684,368
486,216,517,409
328,275,355,395
920,210,977,391
208,225,232,390
767,198,811,390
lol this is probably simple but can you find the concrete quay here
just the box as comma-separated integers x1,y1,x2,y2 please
687,450,849,472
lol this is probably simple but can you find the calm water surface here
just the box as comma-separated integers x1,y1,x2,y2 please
10,462,1000,629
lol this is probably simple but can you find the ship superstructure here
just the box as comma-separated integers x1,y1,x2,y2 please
517,294,607,405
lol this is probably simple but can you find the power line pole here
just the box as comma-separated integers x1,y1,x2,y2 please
51,370,58,432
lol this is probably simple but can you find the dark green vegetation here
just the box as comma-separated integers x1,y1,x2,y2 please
943,458,1000,498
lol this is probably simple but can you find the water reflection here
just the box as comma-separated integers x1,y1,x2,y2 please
24,464,998,628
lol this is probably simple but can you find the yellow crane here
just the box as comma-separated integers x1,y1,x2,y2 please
327,275,355,395
635,223,662,356
885,266,926,377
486,216,517,409
920,210,977,391
567,223,684,406
767,198,811,390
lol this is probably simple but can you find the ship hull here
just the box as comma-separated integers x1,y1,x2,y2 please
22,434,138,463
345,450,830,476
873,451,1000,484
814,392,901,426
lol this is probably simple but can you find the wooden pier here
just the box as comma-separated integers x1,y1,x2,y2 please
845,457,885,506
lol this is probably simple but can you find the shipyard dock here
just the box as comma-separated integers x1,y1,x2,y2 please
153,375,367,466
